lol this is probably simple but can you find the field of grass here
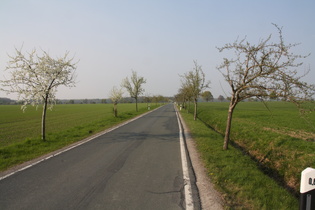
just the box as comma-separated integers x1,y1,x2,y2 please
180,111,298,209
181,101,315,207
0,103,158,171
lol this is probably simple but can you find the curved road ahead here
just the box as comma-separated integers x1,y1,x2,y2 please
0,104,196,210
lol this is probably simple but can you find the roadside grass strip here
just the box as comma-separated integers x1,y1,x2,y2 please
180,111,298,209
191,102,315,196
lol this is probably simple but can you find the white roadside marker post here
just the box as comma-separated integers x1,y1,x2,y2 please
300,167,315,210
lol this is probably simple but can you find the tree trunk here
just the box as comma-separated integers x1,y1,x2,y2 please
135,98,138,112
223,101,237,150
114,103,118,117
41,95,48,141
194,98,197,121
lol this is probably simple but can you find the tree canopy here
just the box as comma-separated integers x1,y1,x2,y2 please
201,91,213,102
122,70,146,112
217,24,315,149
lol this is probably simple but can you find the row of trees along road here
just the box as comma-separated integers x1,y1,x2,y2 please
0,49,149,140
0,47,149,140
111,71,173,118
178,60,210,121
176,24,315,150
110,70,147,117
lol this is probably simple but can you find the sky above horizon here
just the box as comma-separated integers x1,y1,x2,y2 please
0,0,314,100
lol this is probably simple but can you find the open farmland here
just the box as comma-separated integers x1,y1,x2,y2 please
0,103,150,147
0,103,156,171
187,101,315,195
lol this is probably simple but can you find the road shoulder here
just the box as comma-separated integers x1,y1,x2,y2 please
177,110,225,210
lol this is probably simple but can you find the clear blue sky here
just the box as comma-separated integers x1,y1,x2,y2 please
0,0,314,99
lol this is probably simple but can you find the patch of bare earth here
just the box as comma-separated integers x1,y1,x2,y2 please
263,127,315,142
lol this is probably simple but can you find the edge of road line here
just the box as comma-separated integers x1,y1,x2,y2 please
0,105,164,181
175,105,225,210
175,105,195,210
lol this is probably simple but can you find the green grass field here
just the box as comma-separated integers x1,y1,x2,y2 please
181,101,315,208
0,103,158,171
181,110,299,209
0,103,150,147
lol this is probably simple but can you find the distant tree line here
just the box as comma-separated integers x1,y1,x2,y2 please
0,96,173,106
0,97,15,105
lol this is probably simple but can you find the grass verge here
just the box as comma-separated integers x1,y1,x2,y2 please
0,105,159,172
180,110,298,209
189,102,315,195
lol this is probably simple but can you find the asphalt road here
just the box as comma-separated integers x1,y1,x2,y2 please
0,104,190,210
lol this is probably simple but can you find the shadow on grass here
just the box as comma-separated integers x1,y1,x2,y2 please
197,116,299,199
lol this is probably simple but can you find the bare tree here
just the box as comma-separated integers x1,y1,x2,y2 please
122,70,146,112
0,47,77,140
110,86,123,117
217,24,315,150
180,61,210,120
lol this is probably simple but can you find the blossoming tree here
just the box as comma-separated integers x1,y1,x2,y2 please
0,47,77,141
110,86,123,117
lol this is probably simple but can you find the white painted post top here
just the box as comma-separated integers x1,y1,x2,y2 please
300,167,315,193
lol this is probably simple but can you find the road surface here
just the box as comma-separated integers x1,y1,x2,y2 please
0,104,197,210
